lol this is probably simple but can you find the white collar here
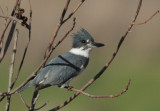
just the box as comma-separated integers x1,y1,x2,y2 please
69,47,91,58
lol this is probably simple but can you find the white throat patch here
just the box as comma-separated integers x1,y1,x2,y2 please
69,47,91,58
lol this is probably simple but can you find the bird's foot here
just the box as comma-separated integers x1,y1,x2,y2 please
64,86,74,91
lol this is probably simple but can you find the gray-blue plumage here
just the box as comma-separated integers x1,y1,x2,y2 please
17,28,104,92
31,52,88,87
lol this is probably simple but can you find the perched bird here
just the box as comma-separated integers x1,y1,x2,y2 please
17,28,104,92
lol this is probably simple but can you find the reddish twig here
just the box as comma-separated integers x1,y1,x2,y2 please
49,0,143,111
44,0,84,58
44,0,71,58
53,17,76,49
133,10,159,25
62,0,85,24
69,79,130,98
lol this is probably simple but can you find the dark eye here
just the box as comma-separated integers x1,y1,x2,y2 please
81,40,86,43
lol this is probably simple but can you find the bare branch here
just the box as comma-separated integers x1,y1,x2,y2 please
11,0,32,90
133,10,159,25
44,0,84,58
0,92,8,102
19,94,30,109
0,5,7,21
0,0,22,63
0,15,22,23
62,0,85,23
68,79,131,98
0,0,21,47
0,14,30,29
49,0,143,110
29,88,39,111
53,17,76,49
5,29,19,111
34,102,48,111
0,20,11,53
0,96,5,102
60,0,71,23
44,0,71,58
0,5,4,15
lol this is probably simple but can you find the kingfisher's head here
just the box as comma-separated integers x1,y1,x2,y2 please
70,28,104,58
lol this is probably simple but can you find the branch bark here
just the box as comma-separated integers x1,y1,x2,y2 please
0,0,21,63
68,79,131,98
5,29,19,111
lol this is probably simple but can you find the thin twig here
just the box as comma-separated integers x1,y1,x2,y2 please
133,10,159,25
0,15,30,29
0,20,17,62
5,29,19,111
11,0,32,89
34,102,48,111
44,0,71,58
19,94,30,109
49,0,143,111
0,92,8,102
44,0,84,58
0,15,22,24
0,6,7,21
0,96,5,102
29,88,39,111
53,17,76,49
0,20,11,53
69,79,131,98
62,0,85,24
0,6,4,15
33,94,40,105
0,0,20,46
0,0,21,63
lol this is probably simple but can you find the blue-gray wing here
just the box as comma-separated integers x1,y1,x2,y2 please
31,52,89,86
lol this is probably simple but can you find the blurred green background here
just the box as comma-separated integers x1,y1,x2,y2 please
0,0,160,111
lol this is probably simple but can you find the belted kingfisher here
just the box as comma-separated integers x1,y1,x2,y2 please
17,28,104,92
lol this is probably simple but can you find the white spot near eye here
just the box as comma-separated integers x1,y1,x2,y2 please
86,39,89,43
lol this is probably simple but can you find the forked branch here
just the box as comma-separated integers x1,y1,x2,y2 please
68,79,131,98
133,10,159,25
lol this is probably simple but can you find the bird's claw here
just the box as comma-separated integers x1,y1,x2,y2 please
64,86,74,91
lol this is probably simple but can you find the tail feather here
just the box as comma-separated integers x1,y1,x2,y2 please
17,83,32,93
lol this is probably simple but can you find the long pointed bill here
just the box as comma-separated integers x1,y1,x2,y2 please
93,42,105,47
